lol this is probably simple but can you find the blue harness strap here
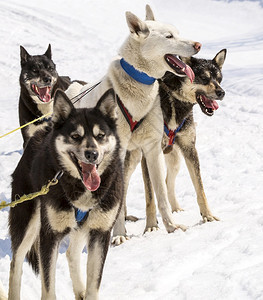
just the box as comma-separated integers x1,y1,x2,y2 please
75,208,89,225
120,58,156,85
164,119,186,146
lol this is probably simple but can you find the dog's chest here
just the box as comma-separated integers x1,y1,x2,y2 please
73,191,98,212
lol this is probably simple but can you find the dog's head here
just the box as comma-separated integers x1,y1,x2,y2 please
52,89,118,192
120,5,201,80
162,49,227,116
20,44,58,104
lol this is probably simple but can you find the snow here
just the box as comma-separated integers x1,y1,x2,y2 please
1,0,263,299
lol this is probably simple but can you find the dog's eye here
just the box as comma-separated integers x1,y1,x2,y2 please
200,76,209,83
31,67,38,73
166,34,173,39
48,66,54,71
96,133,105,140
71,133,82,141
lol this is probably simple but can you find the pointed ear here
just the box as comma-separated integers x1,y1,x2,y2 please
126,11,150,38
44,44,52,59
145,4,155,21
97,89,117,120
52,89,75,125
212,49,227,70
20,46,31,66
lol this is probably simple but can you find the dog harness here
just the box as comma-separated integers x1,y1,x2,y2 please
75,208,89,225
34,116,52,125
116,95,144,132
117,58,156,132
120,58,156,85
164,119,186,146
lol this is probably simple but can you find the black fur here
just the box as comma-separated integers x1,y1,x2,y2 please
19,44,86,147
9,89,123,298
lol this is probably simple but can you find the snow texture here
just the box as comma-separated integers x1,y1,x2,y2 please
0,0,263,299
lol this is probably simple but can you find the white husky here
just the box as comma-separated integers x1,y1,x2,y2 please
67,5,201,245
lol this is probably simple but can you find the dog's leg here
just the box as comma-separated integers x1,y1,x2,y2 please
179,141,219,222
39,227,62,300
84,204,120,299
112,149,141,245
8,207,40,300
165,148,184,212
124,149,142,222
66,229,87,300
141,155,158,232
143,142,187,232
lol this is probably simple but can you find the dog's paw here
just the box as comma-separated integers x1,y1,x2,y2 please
111,235,130,246
202,213,220,222
125,215,139,222
172,207,184,213
165,222,188,233
144,226,159,233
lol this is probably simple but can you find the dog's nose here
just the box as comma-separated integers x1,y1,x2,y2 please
216,89,225,98
194,42,202,52
85,150,99,163
43,76,51,84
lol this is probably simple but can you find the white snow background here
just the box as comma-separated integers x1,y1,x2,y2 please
0,0,263,299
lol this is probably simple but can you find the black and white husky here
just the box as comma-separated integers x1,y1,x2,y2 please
140,50,226,232
66,5,201,245
8,89,123,300
19,44,85,147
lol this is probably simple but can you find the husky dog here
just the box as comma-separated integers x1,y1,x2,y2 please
19,44,85,147
8,89,123,300
140,49,226,232
66,5,201,245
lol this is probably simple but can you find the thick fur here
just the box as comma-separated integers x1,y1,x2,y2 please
66,5,201,245
19,44,85,147
141,49,226,231
8,89,123,300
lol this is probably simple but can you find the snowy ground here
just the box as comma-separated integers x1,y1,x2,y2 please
0,0,263,299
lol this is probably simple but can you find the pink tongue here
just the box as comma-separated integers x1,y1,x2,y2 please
39,87,51,103
201,95,219,110
167,55,195,83
81,163,101,191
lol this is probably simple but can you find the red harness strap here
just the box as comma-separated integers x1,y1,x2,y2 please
116,95,144,132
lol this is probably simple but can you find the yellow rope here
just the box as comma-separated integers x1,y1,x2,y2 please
0,177,58,210
0,112,52,139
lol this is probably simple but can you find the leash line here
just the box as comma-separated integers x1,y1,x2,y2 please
0,82,101,140
0,112,52,139
0,171,63,210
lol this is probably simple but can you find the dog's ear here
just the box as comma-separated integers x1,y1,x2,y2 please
126,11,150,38
52,89,75,125
97,89,117,120
44,44,52,59
20,46,31,66
145,4,155,21
212,49,227,70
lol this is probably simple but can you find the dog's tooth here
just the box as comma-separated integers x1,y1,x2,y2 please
182,67,185,72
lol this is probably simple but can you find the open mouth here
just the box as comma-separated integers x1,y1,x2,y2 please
70,152,101,191
196,94,219,116
164,54,195,83
31,84,52,103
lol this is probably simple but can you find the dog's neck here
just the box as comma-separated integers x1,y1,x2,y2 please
120,58,156,85
159,80,194,127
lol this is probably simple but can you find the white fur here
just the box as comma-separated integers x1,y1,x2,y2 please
66,5,199,243
8,204,40,300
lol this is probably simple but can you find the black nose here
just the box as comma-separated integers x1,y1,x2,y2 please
85,150,98,163
216,89,225,98
43,76,51,84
